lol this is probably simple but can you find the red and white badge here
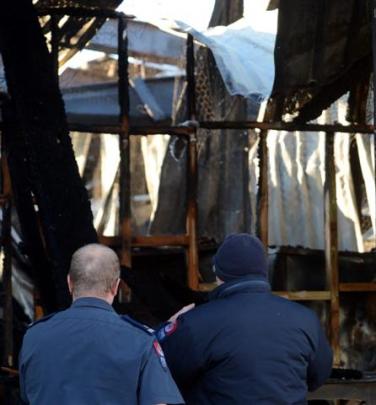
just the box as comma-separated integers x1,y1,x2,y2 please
164,320,178,336
153,340,168,371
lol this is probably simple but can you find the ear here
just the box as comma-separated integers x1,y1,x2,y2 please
67,274,73,295
111,278,121,297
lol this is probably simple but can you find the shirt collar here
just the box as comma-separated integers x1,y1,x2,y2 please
209,274,271,301
71,297,114,312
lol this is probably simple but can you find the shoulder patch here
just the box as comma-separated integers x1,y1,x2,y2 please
120,315,155,335
153,339,168,371
27,312,57,329
156,320,178,342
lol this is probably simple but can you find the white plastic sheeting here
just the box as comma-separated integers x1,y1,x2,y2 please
140,135,170,225
262,101,375,251
356,134,375,238
174,18,276,99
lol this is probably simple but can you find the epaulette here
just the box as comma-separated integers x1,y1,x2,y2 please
120,315,155,335
27,312,57,329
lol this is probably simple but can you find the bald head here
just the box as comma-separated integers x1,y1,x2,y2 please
68,244,120,302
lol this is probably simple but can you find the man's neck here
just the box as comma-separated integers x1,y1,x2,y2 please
72,294,113,305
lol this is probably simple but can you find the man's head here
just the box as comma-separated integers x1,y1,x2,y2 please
68,244,120,304
213,233,268,283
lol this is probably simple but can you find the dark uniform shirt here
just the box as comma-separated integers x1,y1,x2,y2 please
157,275,332,405
19,297,184,405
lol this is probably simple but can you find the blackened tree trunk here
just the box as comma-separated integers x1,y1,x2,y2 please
0,0,97,312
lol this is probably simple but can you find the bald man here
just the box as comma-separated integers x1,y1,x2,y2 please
19,244,184,405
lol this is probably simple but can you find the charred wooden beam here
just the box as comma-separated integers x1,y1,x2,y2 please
1,121,374,135
0,148,13,367
373,0,376,254
199,121,374,134
0,0,97,311
117,15,132,269
37,7,131,20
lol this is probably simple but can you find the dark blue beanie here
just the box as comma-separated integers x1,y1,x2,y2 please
213,233,267,281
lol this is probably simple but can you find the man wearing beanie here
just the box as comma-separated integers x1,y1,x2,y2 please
157,233,332,405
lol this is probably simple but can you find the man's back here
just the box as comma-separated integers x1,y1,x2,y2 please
20,297,183,405
160,278,332,405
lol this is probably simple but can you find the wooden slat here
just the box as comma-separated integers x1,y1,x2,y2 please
186,132,199,290
99,234,190,247
308,380,376,404
339,283,376,292
324,131,341,365
273,291,332,301
185,34,199,290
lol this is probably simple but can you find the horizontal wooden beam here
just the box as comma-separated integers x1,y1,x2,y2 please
339,283,376,292
308,380,376,402
273,291,332,301
1,121,374,135
199,121,374,134
99,234,190,247
67,123,194,136
196,289,334,300
37,7,133,19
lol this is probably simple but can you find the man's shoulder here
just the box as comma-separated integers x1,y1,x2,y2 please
26,312,58,330
268,293,320,324
120,315,155,336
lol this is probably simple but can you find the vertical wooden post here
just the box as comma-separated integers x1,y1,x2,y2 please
2,200,13,368
187,34,196,122
50,14,59,80
187,134,199,290
257,130,268,246
1,130,13,367
186,34,199,289
324,131,340,365
372,0,376,251
117,15,131,269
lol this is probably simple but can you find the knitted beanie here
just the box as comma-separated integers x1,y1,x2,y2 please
213,233,268,281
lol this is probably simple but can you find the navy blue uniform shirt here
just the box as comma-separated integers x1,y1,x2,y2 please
19,297,184,405
158,276,332,405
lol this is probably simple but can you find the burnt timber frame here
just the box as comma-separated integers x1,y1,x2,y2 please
18,6,376,364
0,132,13,368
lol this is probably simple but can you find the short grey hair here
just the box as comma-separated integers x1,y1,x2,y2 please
69,244,120,298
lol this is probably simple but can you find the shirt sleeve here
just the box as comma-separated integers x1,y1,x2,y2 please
138,339,184,405
307,318,333,391
18,346,29,404
158,316,206,390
